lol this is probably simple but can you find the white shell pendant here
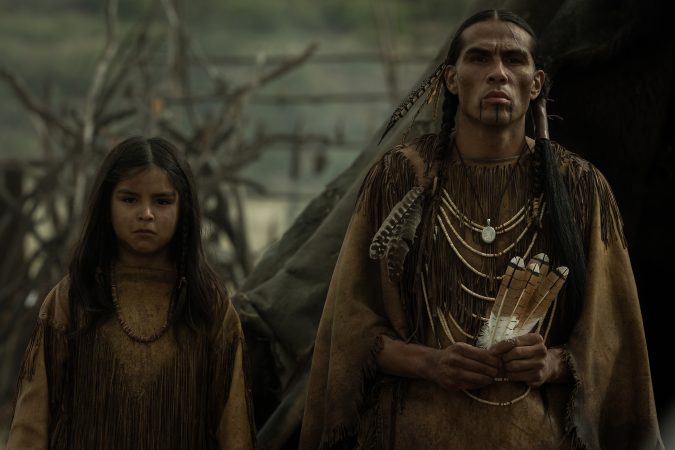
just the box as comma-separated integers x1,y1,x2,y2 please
481,219,496,244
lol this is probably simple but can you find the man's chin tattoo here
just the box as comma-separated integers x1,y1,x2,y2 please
479,102,513,125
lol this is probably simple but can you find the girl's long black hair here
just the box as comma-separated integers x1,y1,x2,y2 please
68,136,226,334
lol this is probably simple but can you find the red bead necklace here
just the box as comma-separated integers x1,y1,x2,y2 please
110,264,174,344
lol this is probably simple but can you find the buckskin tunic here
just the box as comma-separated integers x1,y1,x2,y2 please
300,135,662,450
7,264,256,450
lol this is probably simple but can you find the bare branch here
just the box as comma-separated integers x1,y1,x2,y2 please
95,6,159,119
161,0,199,128
198,175,267,195
105,0,119,43
370,0,400,105
158,91,391,106
209,125,235,151
98,107,138,129
0,67,77,137
0,2,320,414
82,0,121,151
229,43,319,100
157,119,191,146
242,132,332,151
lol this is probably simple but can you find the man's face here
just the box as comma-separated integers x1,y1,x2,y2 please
445,20,544,128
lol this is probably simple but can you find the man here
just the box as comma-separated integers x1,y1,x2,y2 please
300,9,663,450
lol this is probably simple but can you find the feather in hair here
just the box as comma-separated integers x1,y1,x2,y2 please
378,63,446,144
369,186,425,280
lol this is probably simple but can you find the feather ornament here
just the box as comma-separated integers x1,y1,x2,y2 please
477,253,569,348
369,186,425,280
378,63,446,144
515,265,569,336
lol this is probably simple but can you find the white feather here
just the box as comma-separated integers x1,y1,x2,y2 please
476,255,567,349
477,313,518,348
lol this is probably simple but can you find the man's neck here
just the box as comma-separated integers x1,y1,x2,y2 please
454,116,527,160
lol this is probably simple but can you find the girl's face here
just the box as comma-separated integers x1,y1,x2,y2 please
110,165,179,269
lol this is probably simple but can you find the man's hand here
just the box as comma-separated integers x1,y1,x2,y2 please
377,336,500,391
489,333,570,387
424,342,501,391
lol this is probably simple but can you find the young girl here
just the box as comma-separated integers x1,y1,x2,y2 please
6,136,256,450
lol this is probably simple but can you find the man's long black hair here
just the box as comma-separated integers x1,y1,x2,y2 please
433,9,586,339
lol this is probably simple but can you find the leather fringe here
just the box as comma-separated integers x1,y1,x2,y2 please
552,142,627,249
338,137,621,448
319,335,385,450
560,346,588,450
10,318,48,428
356,147,418,232
16,317,240,450
15,318,46,388
411,141,626,343
418,149,540,341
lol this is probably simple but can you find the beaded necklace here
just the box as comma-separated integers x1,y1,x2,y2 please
110,263,174,344
455,141,528,244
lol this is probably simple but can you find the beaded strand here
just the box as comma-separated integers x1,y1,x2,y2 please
110,264,174,344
